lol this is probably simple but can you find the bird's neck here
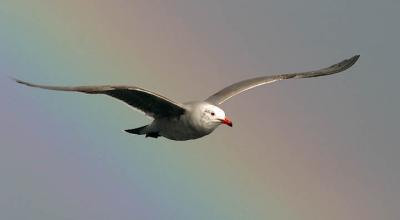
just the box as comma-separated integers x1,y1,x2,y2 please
184,102,219,133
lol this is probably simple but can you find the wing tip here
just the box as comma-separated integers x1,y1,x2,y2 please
350,54,360,64
345,54,360,70
347,54,360,67
329,54,360,72
10,77,32,87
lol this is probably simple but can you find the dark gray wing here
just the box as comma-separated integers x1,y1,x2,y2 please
206,55,360,105
14,79,186,118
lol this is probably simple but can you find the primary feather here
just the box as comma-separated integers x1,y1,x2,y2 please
206,55,360,105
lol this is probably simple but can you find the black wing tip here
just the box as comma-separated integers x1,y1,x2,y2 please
350,54,360,63
9,76,19,82
10,77,31,86
344,54,360,69
328,54,360,72
341,54,360,64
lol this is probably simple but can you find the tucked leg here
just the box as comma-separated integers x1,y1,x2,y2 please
145,132,160,138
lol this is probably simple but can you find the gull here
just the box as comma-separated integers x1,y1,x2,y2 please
14,55,359,141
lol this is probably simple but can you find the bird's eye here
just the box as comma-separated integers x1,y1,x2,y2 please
211,112,215,116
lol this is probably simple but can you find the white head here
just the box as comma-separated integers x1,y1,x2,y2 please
189,102,233,131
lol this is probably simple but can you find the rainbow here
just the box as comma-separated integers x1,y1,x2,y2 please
1,1,364,219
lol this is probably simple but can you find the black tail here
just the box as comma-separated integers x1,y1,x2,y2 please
125,125,148,135
125,125,160,138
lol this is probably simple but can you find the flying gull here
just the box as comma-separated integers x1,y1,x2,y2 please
14,55,359,141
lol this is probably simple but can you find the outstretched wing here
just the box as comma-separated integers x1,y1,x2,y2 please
206,55,360,105
14,79,186,118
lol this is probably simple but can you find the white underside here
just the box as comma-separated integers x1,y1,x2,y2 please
148,116,214,141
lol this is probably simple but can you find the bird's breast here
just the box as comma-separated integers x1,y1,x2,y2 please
154,115,213,141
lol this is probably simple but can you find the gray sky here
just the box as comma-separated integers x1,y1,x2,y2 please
1,0,399,219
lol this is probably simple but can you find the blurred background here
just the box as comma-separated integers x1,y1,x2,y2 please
1,0,399,219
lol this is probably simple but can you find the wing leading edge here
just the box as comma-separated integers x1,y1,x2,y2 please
14,79,186,118
206,55,360,105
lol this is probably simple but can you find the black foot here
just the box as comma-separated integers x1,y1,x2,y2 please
145,132,160,138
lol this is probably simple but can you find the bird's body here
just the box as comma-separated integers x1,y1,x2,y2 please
141,102,219,141
127,102,228,140
14,55,359,141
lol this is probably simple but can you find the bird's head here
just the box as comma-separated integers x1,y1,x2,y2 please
192,103,232,130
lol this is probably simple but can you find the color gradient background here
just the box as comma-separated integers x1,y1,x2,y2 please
1,0,399,219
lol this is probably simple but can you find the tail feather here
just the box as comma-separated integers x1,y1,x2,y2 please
125,125,148,135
